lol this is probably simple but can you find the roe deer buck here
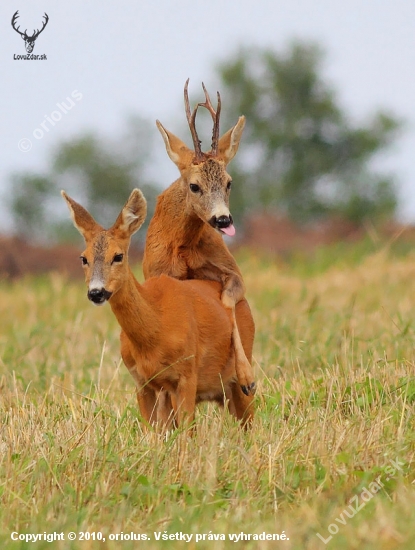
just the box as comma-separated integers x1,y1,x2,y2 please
62,189,254,428
143,80,256,397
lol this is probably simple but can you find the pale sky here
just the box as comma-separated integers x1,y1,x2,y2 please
1,0,414,231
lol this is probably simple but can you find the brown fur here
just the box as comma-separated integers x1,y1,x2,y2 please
62,189,254,428
143,94,255,395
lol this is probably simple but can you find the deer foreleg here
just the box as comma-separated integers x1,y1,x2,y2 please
228,307,256,396
220,279,256,396
120,333,160,426
220,272,245,306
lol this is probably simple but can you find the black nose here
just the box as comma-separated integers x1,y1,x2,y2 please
88,288,109,304
211,215,233,229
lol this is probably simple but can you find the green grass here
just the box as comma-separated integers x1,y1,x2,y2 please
0,244,415,549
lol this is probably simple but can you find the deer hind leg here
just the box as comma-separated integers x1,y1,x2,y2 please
156,390,176,430
224,384,253,428
225,385,236,417
230,382,254,428
174,369,197,429
136,386,159,425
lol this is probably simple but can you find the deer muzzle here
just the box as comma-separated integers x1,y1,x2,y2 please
88,288,113,305
209,214,235,236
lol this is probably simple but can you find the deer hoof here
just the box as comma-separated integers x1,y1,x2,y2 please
241,382,256,396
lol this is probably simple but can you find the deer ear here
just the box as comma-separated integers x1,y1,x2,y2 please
61,191,102,241
113,189,147,237
217,116,245,165
156,120,194,172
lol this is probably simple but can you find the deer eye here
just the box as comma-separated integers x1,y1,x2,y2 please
112,253,124,264
80,256,88,266
189,184,201,193
227,181,232,190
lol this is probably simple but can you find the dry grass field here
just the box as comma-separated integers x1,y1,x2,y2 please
0,240,414,549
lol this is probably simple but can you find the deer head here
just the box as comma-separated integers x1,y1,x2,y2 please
11,11,49,53
62,189,147,305
156,80,245,236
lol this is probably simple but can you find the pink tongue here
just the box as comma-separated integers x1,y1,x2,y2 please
220,224,236,237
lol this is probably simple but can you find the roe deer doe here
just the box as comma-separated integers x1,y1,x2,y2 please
143,80,256,397
62,188,254,428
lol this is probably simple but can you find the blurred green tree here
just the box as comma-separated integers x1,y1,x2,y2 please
215,41,402,224
9,173,55,241
9,116,159,244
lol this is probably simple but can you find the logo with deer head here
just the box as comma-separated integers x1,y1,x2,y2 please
11,11,49,53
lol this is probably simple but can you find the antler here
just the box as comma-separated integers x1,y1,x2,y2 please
184,80,222,160
184,79,203,162
11,11,25,37
31,13,49,39
11,11,49,40
198,83,222,156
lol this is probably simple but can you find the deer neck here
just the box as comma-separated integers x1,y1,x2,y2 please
109,267,161,350
160,180,205,247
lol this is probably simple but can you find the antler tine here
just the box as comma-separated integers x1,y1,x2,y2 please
32,13,49,39
11,11,25,36
199,83,216,120
199,83,221,156
184,79,203,161
212,91,221,156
